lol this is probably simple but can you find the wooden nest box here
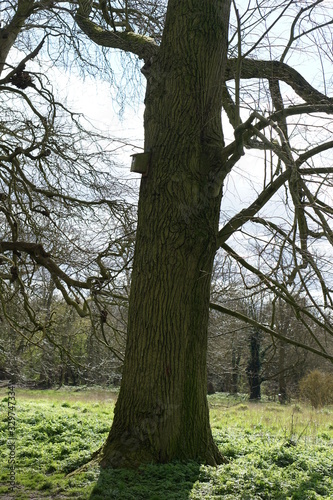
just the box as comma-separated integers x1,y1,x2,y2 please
130,152,151,176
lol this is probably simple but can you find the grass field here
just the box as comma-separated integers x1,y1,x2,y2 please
1,387,333,499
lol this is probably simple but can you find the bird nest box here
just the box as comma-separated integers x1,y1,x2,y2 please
130,152,151,176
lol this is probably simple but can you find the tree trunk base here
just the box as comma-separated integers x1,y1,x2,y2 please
97,435,227,469
68,437,228,474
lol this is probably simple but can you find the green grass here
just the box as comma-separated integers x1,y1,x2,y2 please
1,388,333,499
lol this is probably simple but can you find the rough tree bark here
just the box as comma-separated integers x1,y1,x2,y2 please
99,0,231,467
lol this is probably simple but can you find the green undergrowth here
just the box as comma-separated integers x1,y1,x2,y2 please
0,389,333,499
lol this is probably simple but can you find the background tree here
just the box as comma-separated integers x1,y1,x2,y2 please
1,0,333,469
209,250,333,402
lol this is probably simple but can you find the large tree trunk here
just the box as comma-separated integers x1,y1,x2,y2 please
100,0,231,468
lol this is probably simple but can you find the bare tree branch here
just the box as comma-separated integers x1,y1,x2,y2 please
209,301,333,362
217,169,290,246
225,58,332,104
75,3,159,62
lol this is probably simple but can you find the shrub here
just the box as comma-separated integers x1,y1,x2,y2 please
299,370,333,408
